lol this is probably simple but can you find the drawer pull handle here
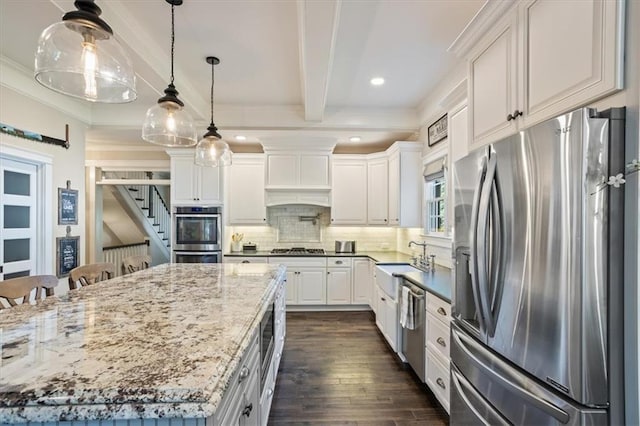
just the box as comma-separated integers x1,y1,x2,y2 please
267,388,274,397
242,403,253,417
436,378,446,389
507,109,523,121
241,260,250,264
336,260,343,265
437,307,447,316
437,337,447,347
238,366,250,383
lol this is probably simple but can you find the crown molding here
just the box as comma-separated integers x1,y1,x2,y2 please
447,0,517,58
438,78,467,110
0,56,92,124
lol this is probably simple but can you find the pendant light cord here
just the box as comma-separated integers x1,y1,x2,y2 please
210,61,215,124
170,3,175,85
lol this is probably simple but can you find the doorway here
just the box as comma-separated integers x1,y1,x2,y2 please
0,146,53,280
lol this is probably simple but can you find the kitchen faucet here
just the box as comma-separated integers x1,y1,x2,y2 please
408,240,436,271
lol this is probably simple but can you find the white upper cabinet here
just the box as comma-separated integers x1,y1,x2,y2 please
331,156,368,225
367,154,389,225
226,154,266,225
169,151,222,206
468,12,518,148
387,143,422,227
464,0,624,149
449,103,469,165
519,0,623,128
265,153,330,188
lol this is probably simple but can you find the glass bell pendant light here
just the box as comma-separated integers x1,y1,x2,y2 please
195,56,232,167
34,0,136,103
142,0,197,147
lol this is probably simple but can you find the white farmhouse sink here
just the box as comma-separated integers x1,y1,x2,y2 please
375,264,420,299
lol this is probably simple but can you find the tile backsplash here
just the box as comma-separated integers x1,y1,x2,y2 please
226,208,452,268
267,205,329,243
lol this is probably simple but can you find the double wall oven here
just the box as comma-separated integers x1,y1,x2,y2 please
172,206,222,263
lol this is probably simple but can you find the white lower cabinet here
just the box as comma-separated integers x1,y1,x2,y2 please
326,257,352,304
214,330,260,425
297,268,326,304
383,296,398,352
425,292,451,413
352,258,372,305
374,282,398,352
214,280,285,426
269,257,327,305
426,348,450,414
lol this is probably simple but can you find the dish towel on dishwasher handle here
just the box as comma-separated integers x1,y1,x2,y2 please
400,286,416,330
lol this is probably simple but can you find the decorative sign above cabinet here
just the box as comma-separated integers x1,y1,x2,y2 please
428,114,448,147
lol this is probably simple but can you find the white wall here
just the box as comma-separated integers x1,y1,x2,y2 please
0,85,88,295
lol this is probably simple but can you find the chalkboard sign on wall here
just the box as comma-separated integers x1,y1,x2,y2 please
56,236,79,277
58,186,78,225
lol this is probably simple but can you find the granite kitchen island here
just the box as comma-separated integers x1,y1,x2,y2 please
0,263,287,426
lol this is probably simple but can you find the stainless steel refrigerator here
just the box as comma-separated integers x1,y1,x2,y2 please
451,107,626,425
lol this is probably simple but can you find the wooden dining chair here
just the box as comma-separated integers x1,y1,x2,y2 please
0,275,58,309
68,262,115,290
122,254,152,275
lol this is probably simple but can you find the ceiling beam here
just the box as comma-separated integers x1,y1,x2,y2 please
297,0,341,122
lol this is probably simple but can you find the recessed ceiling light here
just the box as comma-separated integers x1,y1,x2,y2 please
349,136,361,142
370,77,385,86
235,135,247,141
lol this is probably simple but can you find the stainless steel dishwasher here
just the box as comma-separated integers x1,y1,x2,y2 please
401,278,426,382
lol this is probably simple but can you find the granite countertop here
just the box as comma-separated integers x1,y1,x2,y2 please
0,263,286,423
398,265,452,303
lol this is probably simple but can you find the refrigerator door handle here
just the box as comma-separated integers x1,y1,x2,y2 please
452,329,571,424
486,173,505,338
469,156,488,333
476,154,498,335
451,367,511,426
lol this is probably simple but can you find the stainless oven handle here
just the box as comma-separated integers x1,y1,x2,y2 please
174,251,221,255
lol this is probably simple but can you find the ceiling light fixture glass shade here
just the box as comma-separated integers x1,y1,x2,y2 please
34,0,136,103
141,0,197,147
195,56,232,167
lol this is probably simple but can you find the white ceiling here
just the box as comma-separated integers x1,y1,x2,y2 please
0,0,484,151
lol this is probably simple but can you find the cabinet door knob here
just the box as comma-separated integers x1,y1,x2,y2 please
437,337,447,347
242,403,253,417
384,218,388,222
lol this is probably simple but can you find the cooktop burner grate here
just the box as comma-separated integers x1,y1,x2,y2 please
270,247,325,255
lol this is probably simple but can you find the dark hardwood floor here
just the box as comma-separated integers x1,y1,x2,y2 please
268,311,449,425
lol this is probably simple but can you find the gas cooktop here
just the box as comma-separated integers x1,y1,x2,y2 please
270,247,325,255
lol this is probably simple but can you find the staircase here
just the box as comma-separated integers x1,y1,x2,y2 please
103,172,171,262
125,184,171,248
